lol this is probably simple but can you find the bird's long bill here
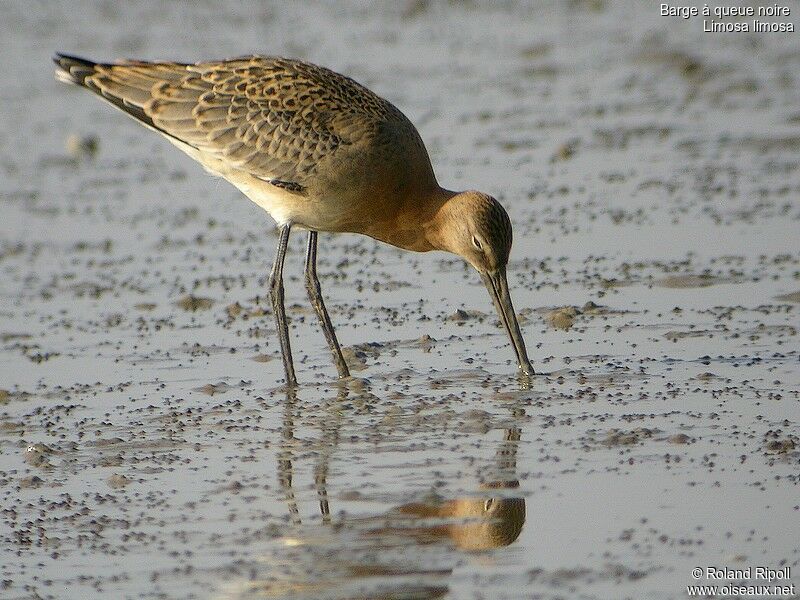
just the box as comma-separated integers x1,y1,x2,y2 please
481,270,534,376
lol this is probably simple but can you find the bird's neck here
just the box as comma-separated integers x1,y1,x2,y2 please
368,186,457,252
419,187,460,252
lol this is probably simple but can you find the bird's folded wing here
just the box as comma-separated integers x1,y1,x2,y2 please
57,55,387,185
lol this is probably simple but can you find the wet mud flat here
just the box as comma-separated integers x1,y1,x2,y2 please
1,2,799,599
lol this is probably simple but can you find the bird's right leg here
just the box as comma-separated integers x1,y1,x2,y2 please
304,231,351,379
269,224,297,386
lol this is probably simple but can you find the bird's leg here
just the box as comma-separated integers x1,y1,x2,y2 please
269,224,297,386
304,231,351,379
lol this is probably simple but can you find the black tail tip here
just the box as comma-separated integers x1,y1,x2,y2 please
53,52,95,70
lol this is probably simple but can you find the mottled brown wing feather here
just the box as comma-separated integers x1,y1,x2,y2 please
55,54,406,186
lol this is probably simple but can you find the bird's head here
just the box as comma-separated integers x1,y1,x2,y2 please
439,191,513,274
430,191,534,376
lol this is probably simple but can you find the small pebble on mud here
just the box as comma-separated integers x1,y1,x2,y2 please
546,307,578,330
107,474,132,489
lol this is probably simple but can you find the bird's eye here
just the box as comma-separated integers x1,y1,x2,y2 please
484,498,494,512
472,236,483,251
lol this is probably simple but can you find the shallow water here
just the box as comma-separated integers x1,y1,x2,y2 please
1,2,798,599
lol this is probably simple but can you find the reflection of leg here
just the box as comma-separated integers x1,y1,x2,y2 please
269,224,296,386
315,463,330,525
305,231,350,379
279,388,301,524
278,454,300,524
314,388,346,525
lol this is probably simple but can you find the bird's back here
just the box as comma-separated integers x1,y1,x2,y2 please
55,54,438,233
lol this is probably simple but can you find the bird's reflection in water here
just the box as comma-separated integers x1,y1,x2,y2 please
387,427,524,552
217,386,525,600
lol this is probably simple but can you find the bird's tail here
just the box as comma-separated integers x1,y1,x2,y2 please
52,52,166,137
53,53,99,87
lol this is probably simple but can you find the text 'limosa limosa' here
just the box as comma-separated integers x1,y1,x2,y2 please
54,53,534,385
